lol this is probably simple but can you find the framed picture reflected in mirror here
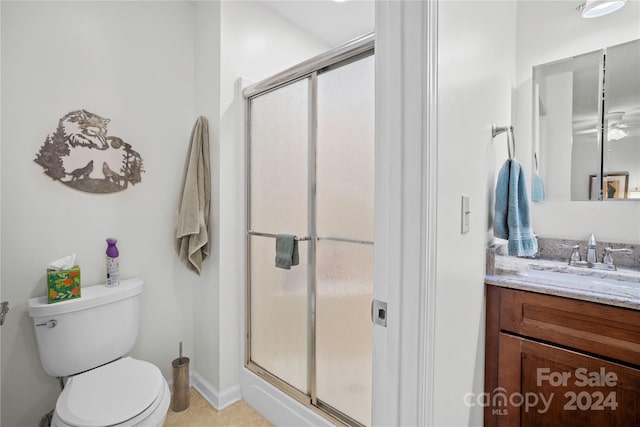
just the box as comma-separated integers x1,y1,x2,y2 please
589,172,629,200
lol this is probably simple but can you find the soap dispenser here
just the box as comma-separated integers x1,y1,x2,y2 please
106,238,120,287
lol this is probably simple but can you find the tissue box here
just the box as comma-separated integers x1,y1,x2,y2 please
47,266,81,303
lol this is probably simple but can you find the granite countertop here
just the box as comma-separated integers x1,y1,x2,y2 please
486,255,640,311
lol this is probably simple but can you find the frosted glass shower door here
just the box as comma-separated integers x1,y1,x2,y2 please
248,78,310,394
316,55,375,426
246,50,374,426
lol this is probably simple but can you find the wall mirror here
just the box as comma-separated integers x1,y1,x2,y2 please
533,39,640,201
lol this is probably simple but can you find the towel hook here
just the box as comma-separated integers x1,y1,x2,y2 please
492,124,516,160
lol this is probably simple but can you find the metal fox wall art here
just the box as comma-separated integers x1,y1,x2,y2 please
34,110,145,193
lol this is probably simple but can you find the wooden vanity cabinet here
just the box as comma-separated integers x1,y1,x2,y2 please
485,285,640,427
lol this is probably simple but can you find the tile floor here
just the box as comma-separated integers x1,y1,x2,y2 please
164,388,274,426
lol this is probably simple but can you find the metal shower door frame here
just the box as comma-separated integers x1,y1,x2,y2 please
243,33,374,427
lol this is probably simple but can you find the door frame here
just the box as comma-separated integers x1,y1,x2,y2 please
372,1,438,426
238,1,439,425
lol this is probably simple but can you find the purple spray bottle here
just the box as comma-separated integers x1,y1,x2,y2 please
106,238,120,287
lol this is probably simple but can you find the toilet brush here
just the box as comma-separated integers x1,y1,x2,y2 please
171,341,190,412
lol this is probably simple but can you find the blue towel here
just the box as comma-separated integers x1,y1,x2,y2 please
531,173,545,202
275,234,299,270
494,159,538,257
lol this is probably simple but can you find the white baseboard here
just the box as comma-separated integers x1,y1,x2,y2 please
191,370,242,411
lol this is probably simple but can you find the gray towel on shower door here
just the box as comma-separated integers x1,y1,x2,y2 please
275,234,299,270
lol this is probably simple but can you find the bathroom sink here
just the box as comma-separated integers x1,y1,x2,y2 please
516,268,640,299
517,269,623,286
492,254,640,304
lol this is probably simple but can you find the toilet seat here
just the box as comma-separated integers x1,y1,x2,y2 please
52,357,170,427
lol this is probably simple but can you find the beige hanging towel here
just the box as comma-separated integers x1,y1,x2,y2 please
176,116,211,274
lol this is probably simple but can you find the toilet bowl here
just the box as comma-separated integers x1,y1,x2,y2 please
51,357,170,427
28,279,169,427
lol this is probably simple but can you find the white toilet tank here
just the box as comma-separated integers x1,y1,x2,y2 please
28,278,144,377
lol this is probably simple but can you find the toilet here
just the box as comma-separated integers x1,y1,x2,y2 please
28,278,170,427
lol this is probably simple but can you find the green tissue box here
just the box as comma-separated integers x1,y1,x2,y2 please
47,266,81,303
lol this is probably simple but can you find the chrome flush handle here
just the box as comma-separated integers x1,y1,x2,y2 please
36,319,57,328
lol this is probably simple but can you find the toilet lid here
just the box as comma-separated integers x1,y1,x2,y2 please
56,357,163,427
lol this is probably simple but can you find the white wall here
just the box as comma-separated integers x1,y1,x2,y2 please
1,2,197,426
0,2,335,423
434,1,516,425
217,0,329,399
431,5,639,426
515,0,640,243
220,1,330,107
192,0,222,397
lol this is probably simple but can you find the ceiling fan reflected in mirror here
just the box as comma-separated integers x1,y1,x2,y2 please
606,111,629,141
574,111,631,141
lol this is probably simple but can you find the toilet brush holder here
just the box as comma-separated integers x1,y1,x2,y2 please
171,342,190,412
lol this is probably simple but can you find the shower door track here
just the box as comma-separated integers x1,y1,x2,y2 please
243,33,374,98
244,33,374,427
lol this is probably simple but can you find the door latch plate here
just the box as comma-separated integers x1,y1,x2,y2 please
372,299,387,327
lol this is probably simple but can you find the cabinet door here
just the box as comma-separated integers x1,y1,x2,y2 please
496,333,640,427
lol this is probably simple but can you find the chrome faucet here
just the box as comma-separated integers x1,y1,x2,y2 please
586,234,598,266
559,234,633,271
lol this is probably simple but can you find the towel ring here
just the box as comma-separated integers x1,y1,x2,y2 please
492,124,516,160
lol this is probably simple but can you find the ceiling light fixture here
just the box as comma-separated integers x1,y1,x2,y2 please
578,0,627,18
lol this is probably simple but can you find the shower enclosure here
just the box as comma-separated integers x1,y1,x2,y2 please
244,35,374,426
